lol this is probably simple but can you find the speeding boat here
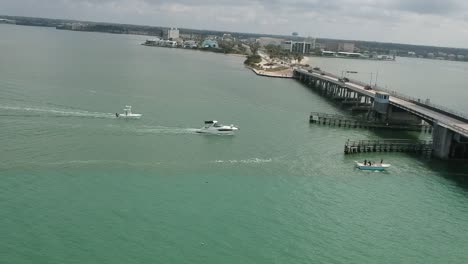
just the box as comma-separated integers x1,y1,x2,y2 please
196,120,238,135
355,161,391,171
115,106,142,119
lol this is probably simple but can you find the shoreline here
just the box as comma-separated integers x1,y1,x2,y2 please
247,67,293,78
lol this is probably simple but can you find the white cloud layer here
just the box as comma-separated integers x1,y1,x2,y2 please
2,0,468,47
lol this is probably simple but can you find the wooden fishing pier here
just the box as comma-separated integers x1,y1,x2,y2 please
344,139,433,155
310,112,432,133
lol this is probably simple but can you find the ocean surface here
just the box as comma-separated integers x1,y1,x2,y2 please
1,24,468,263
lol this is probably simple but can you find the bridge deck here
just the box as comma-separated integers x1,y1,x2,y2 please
296,69,468,138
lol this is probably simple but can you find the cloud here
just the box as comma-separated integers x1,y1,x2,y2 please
1,0,468,47
394,0,462,15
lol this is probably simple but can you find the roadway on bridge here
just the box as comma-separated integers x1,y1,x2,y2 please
297,69,468,138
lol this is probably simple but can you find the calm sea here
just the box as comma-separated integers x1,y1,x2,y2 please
1,24,468,264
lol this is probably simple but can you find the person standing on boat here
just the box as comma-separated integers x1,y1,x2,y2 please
364,159,367,165
380,159,383,164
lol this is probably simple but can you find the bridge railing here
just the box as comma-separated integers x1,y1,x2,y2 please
342,75,468,122
345,139,433,147
300,68,468,122
447,124,468,136
372,86,468,121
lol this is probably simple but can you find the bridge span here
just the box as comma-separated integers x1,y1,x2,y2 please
294,68,468,160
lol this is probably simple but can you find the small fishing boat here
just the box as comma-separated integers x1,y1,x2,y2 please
196,120,238,135
355,161,391,171
116,105,142,119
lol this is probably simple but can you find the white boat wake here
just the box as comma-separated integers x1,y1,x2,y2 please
0,105,115,119
132,126,200,135
212,158,273,164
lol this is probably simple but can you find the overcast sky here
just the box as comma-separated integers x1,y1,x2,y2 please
2,0,468,48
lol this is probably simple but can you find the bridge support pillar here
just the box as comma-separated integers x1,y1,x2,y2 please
432,124,454,159
433,125,468,159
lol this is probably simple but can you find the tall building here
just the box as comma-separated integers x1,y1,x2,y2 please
304,37,316,49
338,43,355,52
281,40,312,54
167,27,179,40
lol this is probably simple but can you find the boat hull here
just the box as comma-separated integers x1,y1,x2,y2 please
117,114,142,119
196,129,235,135
355,162,390,171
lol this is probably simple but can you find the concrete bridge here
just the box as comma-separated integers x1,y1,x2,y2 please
294,68,468,160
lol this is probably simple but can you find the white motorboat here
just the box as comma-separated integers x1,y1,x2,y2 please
355,161,391,171
116,106,142,119
196,120,239,135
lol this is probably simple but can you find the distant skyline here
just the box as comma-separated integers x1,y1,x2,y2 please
2,0,468,48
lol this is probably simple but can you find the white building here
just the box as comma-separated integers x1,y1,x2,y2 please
304,37,316,49
281,40,313,54
338,43,355,53
222,33,234,41
183,40,198,48
71,23,85,30
167,27,179,40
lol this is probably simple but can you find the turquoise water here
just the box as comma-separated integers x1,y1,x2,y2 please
1,24,468,263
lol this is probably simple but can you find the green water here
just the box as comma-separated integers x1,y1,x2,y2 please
1,24,468,263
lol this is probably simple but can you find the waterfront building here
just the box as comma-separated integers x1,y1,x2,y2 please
183,40,198,48
336,52,363,58
375,54,395,60
338,42,355,52
304,37,316,49
321,51,337,56
222,34,234,41
164,40,177,47
143,38,161,46
202,39,219,48
167,27,179,40
281,40,312,54
427,53,435,59
448,54,456,60
457,55,465,60
71,23,85,30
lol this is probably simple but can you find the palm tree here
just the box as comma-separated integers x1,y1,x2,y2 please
292,53,304,64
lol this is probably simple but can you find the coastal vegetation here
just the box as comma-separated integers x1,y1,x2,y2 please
264,44,304,63
244,55,262,67
218,40,249,55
